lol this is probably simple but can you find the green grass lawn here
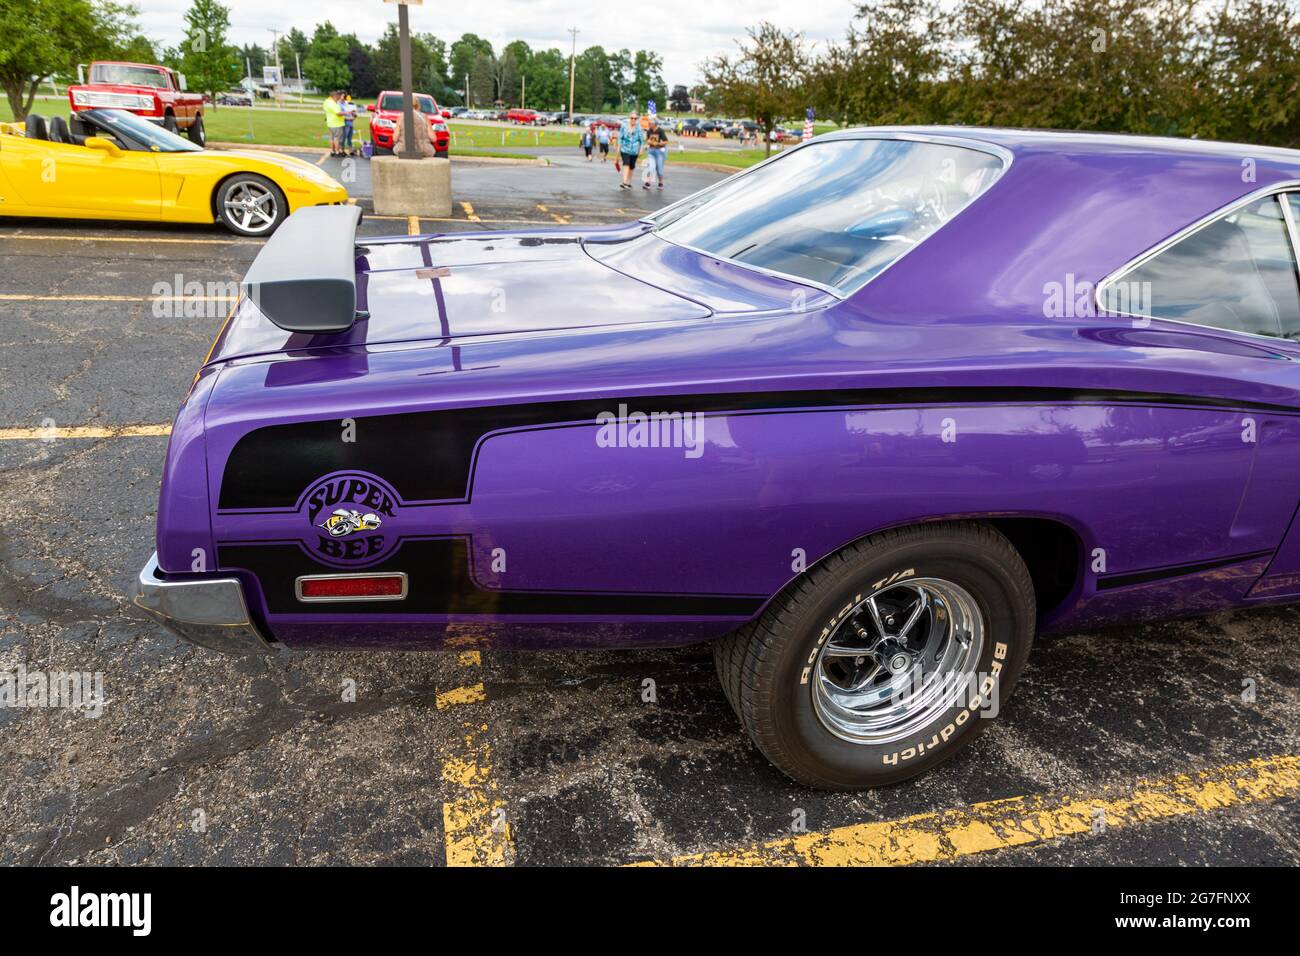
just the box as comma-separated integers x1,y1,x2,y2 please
448,124,578,149
672,149,768,169
2,101,549,159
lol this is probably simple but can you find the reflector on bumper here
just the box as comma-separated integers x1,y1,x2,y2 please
296,573,408,602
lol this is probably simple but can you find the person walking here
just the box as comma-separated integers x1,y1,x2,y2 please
642,115,668,190
323,90,346,157
616,110,645,190
580,125,594,161
596,123,611,162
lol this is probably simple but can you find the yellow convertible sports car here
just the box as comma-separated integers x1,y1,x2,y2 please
0,109,349,236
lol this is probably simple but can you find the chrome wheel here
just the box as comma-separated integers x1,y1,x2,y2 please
813,576,985,745
222,180,279,234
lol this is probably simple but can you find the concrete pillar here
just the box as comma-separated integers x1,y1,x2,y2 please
371,156,452,218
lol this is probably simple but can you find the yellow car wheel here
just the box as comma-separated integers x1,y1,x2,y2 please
215,174,287,237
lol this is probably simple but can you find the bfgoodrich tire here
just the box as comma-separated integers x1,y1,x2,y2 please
714,522,1035,790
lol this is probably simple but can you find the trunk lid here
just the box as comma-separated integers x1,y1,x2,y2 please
206,229,715,366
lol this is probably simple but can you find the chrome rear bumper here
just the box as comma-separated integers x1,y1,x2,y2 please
133,552,276,655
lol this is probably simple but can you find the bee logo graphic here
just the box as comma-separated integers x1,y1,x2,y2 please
320,509,383,538
301,471,401,567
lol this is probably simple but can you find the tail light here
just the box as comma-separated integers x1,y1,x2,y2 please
296,573,408,602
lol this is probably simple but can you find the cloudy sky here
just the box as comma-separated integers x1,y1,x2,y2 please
132,0,859,86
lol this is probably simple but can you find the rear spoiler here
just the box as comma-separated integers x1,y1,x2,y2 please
241,205,366,334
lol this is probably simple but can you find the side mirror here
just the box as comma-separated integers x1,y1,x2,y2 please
366,103,376,112
441,109,451,119
84,136,121,157
177,73,187,91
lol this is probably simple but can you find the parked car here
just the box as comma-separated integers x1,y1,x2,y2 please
67,60,207,145
506,108,538,125
724,120,759,139
217,90,252,107
134,128,1300,790
367,91,450,157
450,106,469,118
0,109,347,235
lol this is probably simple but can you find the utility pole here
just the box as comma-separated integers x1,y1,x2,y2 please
521,73,525,109
395,1,419,159
295,52,303,104
567,27,579,123
464,72,469,108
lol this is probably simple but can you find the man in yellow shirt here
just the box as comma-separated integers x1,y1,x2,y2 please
323,90,345,157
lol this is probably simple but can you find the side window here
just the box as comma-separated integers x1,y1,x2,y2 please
1104,195,1300,338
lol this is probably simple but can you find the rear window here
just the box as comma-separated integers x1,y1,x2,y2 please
379,94,437,113
1101,195,1300,338
652,138,1004,294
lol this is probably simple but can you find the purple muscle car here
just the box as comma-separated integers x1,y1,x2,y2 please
135,127,1300,789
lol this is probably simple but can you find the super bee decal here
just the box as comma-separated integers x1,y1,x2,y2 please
302,472,401,567
320,509,383,538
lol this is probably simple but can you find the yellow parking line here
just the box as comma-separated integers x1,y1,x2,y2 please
0,423,171,441
407,216,421,236
436,682,486,709
460,201,480,222
643,753,1300,866
0,233,261,245
437,651,514,866
0,294,235,303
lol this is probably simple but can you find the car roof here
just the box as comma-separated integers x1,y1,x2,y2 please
820,125,1300,170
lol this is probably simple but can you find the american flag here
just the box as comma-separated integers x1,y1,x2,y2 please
802,107,814,141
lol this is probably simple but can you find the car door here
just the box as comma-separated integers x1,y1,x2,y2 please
2,134,161,218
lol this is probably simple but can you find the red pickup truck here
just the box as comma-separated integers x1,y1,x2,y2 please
68,61,207,146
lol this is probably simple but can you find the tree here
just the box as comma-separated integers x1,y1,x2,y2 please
0,0,138,120
419,34,453,100
809,0,950,127
346,38,377,97
669,84,691,112
450,33,492,103
373,22,429,93
238,43,266,78
701,22,812,155
277,27,308,75
631,49,665,109
303,21,350,93
527,48,568,109
1197,0,1300,146
179,0,235,103
573,45,608,111
115,34,160,63
608,49,632,106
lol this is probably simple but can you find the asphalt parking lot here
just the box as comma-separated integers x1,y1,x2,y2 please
1,152,1297,867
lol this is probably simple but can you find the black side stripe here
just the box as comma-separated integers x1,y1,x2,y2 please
218,386,1300,510
219,538,766,617
1096,550,1273,591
